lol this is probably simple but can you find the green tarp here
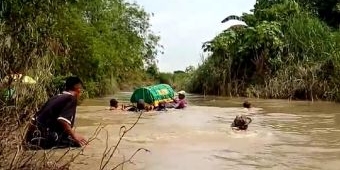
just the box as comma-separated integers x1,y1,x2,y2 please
130,84,175,106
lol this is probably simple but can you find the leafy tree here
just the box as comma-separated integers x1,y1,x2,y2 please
50,0,160,96
186,0,340,100
174,70,185,74
185,66,195,73
295,0,340,28
146,63,159,78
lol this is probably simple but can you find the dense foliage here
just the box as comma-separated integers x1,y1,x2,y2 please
0,0,161,98
55,0,161,97
185,0,340,101
0,0,159,168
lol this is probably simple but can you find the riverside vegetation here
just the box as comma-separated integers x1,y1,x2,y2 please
174,0,340,101
1,0,340,169
0,0,160,169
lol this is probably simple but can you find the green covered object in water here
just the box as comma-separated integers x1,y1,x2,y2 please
130,84,175,106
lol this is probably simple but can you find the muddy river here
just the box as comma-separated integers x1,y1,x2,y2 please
69,92,340,170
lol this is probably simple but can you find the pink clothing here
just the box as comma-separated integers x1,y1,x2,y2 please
174,98,187,109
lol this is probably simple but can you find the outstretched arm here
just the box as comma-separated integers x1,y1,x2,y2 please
58,119,87,146
58,98,87,146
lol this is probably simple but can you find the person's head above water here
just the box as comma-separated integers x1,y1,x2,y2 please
178,90,186,100
156,101,167,111
231,114,252,130
243,101,252,109
137,99,145,110
110,99,118,108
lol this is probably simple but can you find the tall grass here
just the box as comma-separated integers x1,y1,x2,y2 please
252,13,340,100
0,56,55,168
184,11,340,101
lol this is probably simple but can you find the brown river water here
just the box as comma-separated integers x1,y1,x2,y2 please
66,92,340,170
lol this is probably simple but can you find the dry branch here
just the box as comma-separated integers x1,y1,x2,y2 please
100,111,149,170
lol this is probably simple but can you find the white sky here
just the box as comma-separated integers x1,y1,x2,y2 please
134,0,256,72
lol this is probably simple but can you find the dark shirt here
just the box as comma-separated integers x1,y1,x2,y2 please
34,92,77,134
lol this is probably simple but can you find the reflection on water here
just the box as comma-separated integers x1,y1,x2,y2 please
71,92,340,170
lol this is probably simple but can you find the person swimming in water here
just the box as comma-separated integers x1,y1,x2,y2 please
109,99,119,110
231,114,252,130
243,101,252,109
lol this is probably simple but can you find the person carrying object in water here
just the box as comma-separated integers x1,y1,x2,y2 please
24,76,87,150
109,98,119,110
155,101,167,111
167,90,187,109
124,99,153,112
108,98,126,111
231,114,252,131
